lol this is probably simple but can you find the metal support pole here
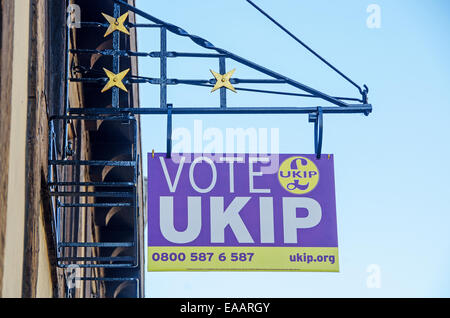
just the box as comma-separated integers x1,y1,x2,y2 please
166,104,173,158
160,27,167,109
133,119,139,268
309,107,323,159
112,3,121,108
68,104,372,115
63,9,71,159
219,57,227,108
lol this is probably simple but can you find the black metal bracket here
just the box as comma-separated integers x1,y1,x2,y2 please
166,104,173,158
308,107,324,159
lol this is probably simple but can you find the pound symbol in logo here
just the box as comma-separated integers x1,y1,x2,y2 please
278,156,319,195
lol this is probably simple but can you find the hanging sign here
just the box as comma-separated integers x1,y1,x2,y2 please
147,153,339,272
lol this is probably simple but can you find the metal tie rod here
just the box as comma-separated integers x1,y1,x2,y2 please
59,242,135,247
58,256,135,262
245,0,364,94
49,160,136,166
50,191,134,198
58,203,133,208
48,181,135,187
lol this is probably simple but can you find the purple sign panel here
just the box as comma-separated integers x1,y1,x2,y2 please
147,153,339,271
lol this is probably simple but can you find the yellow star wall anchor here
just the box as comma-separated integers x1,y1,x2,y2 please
210,69,237,93
102,12,130,37
101,68,130,93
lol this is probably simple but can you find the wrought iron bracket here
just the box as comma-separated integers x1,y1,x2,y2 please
309,107,323,159
166,104,173,158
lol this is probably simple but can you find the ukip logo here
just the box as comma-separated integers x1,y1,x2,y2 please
278,156,319,195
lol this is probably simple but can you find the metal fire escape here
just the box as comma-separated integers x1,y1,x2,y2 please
48,0,372,297
48,1,141,298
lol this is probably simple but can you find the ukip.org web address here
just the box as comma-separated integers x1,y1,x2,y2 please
289,252,336,264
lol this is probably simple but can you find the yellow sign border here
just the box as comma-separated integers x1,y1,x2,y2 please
148,246,339,272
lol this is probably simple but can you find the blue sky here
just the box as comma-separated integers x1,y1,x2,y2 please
135,0,450,297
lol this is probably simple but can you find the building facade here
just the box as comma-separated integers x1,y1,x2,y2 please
0,0,145,298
